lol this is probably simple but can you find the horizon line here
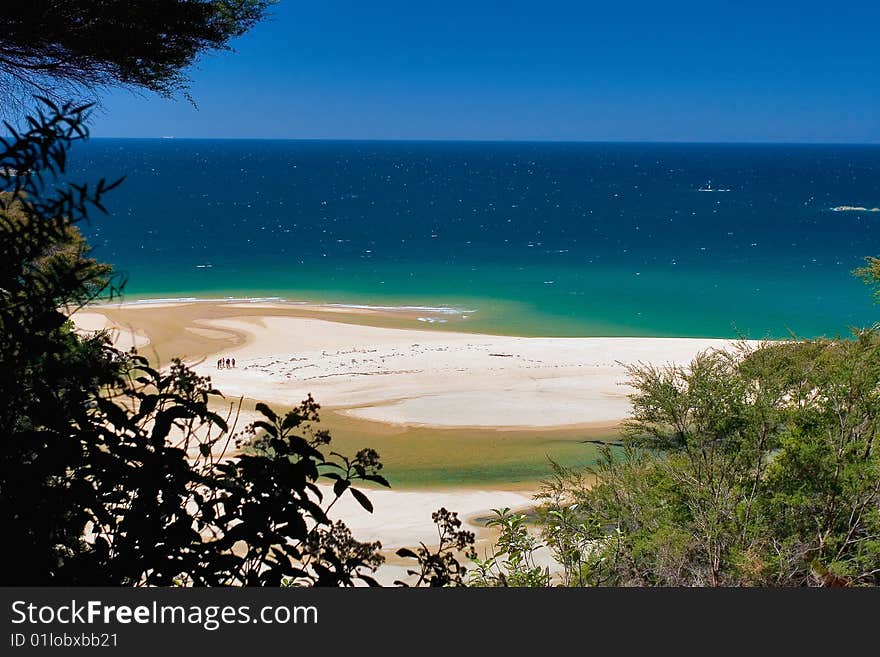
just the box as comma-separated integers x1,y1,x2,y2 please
87,136,880,146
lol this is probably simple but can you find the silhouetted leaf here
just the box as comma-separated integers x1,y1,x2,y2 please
254,402,277,423
349,487,373,513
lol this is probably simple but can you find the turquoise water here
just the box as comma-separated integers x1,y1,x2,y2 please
73,139,880,338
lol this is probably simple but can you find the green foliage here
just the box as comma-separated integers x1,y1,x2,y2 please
534,461,616,586
0,1,274,104
532,337,880,586
468,508,549,587
1,99,129,582
854,256,880,303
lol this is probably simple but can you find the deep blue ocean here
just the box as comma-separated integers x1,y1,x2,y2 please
72,139,880,338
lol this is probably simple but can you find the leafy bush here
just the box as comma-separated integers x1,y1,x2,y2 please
530,338,880,586
0,101,471,586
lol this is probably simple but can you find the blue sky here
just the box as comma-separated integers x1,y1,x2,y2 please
94,0,880,142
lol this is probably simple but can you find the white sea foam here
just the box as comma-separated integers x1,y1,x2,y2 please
831,205,880,213
323,303,476,315
101,296,283,306
93,296,476,315
119,297,202,304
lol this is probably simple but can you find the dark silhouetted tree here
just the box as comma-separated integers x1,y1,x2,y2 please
0,3,478,586
1,101,476,587
0,1,273,106
0,102,392,585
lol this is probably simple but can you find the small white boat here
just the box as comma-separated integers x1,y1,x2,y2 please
698,181,730,192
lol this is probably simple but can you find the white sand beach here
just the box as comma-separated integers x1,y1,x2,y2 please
73,302,742,429
319,484,537,585
72,300,754,563
203,314,734,428
73,311,152,352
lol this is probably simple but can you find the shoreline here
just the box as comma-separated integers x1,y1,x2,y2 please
95,295,479,316
93,287,807,339
72,298,763,561
74,299,752,429
82,295,754,340
71,299,759,481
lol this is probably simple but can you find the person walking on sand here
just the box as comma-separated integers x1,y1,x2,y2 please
226,357,231,368
217,358,223,369
231,357,236,368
